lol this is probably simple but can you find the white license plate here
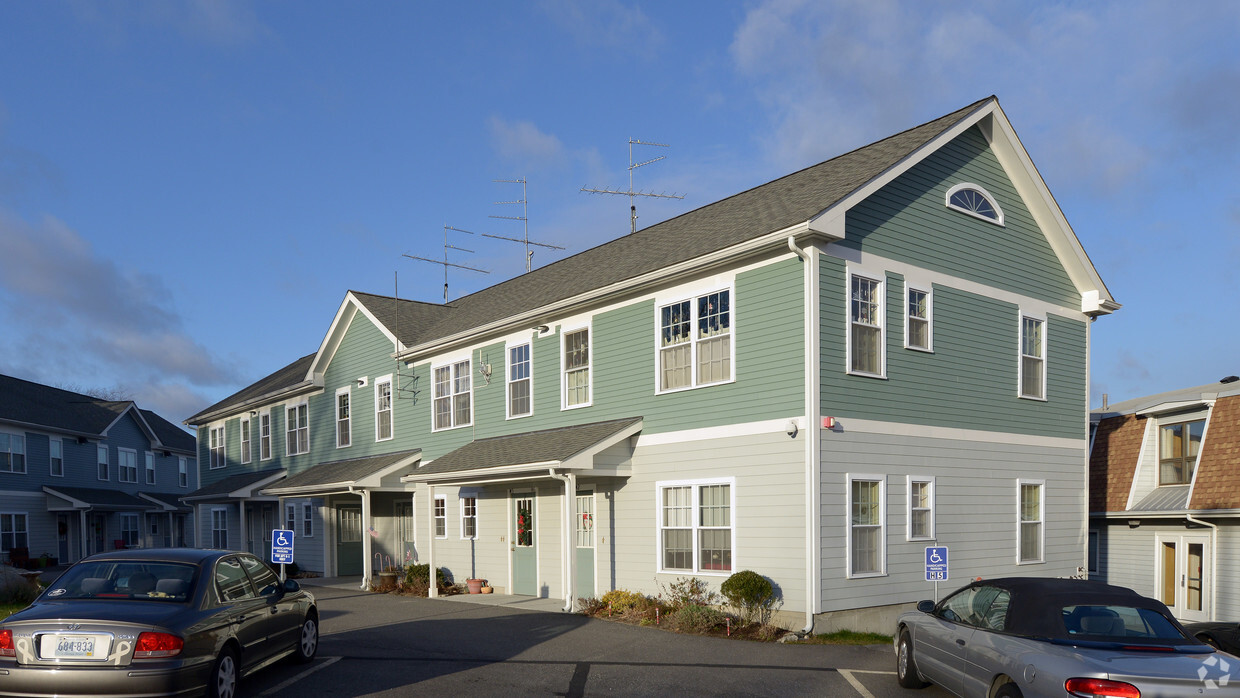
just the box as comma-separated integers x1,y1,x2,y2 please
41,634,110,660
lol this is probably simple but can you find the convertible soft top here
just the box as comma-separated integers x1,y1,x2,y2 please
964,577,1185,641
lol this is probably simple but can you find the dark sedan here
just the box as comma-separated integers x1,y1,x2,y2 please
1183,620,1240,656
0,548,317,698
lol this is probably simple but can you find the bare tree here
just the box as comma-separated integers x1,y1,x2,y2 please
55,383,135,402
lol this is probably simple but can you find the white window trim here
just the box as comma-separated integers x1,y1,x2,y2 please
460,495,478,540
375,374,394,442
285,401,310,456
430,360,474,432
903,282,933,353
506,341,534,420
178,457,188,488
120,512,139,547
259,411,272,461
118,447,138,484
1018,311,1048,401
653,286,737,395
211,507,228,549
846,473,887,579
285,503,296,534
50,438,64,477
145,451,156,485
906,475,935,542
209,425,226,470
945,182,1005,226
239,417,252,465
561,324,593,410
97,444,110,480
0,512,28,553
1016,478,1045,565
433,494,447,539
846,271,887,379
336,386,352,449
0,432,25,474
654,476,736,576
302,502,314,538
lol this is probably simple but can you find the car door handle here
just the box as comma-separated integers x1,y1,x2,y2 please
956,639,966,647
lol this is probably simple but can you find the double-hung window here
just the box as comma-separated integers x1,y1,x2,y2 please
0,433,25,474
259,413,272,460
1159,419,1204,485
1018,480,1044,563
240,417,251,464
658,289,732,391
461,496,477,539
1019,315,1045,400
433,496,447,538
433,361,471,430
508,343,532,418
563,328,591,408
178,457,188,487
285,503,296,535
336,388,351,448
375,377,393,441
302,503,313,537
0,513,28,554
50,438,63,477
145,452,156,485
209,426,225,469
120,513,139,547
905,285,932,351
657,479,733,574
286,403,309,456
211,509,228,548
848,476,885,576
849,274,884,376
97,444,110,480
908,477,934,541
118,449,137,483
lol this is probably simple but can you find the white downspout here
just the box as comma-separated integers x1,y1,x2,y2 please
427,483,437,598
1184,400,1217,621
788,235,821,635
549,469,576,612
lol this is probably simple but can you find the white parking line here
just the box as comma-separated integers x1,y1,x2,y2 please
838,669,896,698
258,655,342,696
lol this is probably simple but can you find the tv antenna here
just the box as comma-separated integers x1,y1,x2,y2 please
485,178,565,273
402,225,489,303
581,138,686,234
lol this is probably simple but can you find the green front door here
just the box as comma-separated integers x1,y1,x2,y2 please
575,491,595,600
512,495,536,595
337,505,363,576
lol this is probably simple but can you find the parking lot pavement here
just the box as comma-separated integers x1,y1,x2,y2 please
245,586,953,697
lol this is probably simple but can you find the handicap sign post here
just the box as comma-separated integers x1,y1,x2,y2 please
925,546,948,601
272,529,295,581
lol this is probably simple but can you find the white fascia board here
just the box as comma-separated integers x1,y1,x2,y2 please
401,460,562,484
560,419,643,469
1135,400,1212,416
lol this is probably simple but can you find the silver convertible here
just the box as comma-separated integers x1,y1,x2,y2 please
895,577,1239,698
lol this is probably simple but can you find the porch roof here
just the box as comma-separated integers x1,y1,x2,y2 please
43,486,154,511
181,468,287,502
261,449,422,496
138,492,192,512
402,417,642,485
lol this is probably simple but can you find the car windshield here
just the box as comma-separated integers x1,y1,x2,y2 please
1061,604,1186,642
43,561,198,602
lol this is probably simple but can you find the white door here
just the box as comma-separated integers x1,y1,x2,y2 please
1156,533,1210,622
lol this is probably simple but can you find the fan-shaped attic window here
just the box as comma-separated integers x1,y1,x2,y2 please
946,183,1004,225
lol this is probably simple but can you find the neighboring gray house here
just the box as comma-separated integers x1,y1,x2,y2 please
186,96,1117,630
0,374,198,565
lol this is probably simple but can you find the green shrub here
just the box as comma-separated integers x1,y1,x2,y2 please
600,589,646,613
402,564,454,594
0,580,39,606
667,604,726,634
657,576,719,610
720,570,775,625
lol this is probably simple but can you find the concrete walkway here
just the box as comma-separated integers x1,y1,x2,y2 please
297,575,568,613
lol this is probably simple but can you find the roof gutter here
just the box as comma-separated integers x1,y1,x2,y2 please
184,379,320,427
788,235,820,636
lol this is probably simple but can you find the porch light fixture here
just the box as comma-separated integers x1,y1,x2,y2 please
533,325,550,334
1127,519,1140,528
785,421,798,438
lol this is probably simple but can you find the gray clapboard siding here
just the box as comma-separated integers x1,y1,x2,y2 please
1214,523,1240,619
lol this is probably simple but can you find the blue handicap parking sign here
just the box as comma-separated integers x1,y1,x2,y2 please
925,546,948,581
271,529,295,565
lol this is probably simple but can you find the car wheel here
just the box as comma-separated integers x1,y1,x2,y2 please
295,614,319,663
995,683,1023,698
208,646,238,698
896,630,929,689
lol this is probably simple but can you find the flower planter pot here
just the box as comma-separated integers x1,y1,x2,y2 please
466,578,484,594
480,585,493,594
378,572,397,588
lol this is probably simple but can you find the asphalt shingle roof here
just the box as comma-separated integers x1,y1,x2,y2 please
414,417,642,476
183,469,285,499
0,373,131,436
186,354,315,425
268,450,421,491
44,486,153,510
138,409,196,452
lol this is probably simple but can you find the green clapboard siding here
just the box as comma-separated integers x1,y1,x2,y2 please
839,126,1079,309
820,256,1086,440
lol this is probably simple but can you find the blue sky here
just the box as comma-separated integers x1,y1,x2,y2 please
0,1,1236,423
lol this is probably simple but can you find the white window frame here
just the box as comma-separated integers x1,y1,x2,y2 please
240,417,251,464
97,444,109,480
259,412,272,460
904,283,933,352
1088,529,1099,573
49,438,63,477
209,426,225,470
945,182,1005,226
375,375,394,441
396,500,415,545
561,325,593,409
145,451,156,485
178,457,188,488
460,495,478,540
211,508,228,549
120,512,139,547
433,495,447,539
847,271,886,378
846,474,887,578
654,287,735,394
336,387,352,448
302,502,313,538
907,476,935,542
654,477,736,576
431,360,472,431
0,512,28,553
285,402,309,456
285,503,296,534
0,433,25,474
118,447,137,483
1017,479,1045,565
1018,312,1047,401
506,342,533,419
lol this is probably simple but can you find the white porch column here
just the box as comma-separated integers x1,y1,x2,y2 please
360,489,372,590
564,472,576,612
427,484,437,598
237,500,247,552
79,510,88,560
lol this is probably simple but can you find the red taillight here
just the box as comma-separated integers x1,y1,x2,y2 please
133,632,183,659
0,629,14,657
1065,677,1141,698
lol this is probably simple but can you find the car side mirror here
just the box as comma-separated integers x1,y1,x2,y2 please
917,600,936,613
283,579,301,593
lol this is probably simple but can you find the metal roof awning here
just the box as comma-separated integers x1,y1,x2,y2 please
181,469,287,503
261,450,422,497
43,486,155,512
402,417,642,486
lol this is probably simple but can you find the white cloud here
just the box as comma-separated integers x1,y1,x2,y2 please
488,116,568,165
538,0,662,54
72,0,268,46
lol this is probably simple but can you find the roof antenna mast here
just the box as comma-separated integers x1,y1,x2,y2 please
403,225,489,303
485,178,565,272
582,139,686,234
